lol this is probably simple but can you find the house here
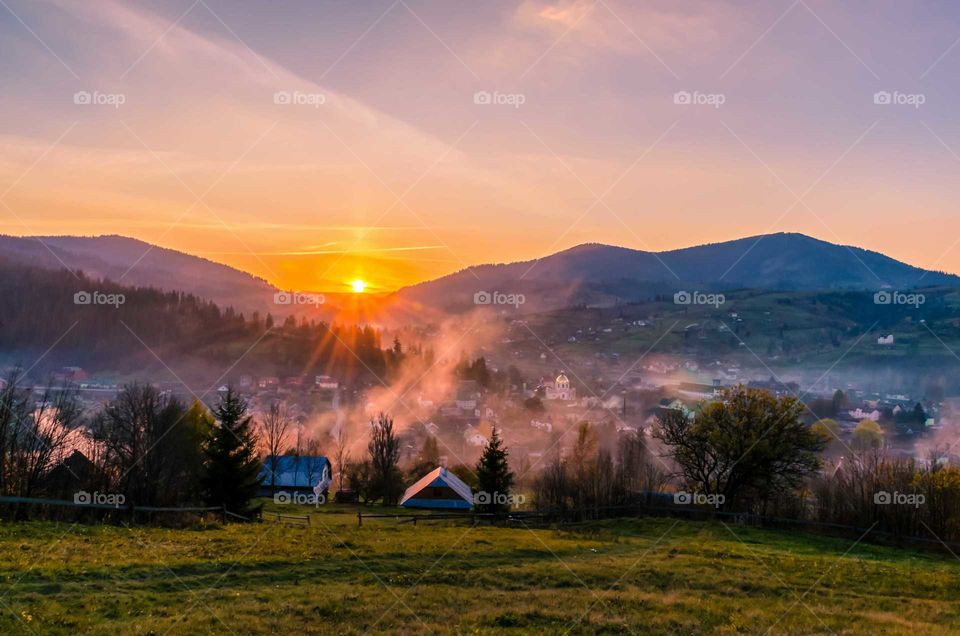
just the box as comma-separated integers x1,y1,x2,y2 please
877,334,894,345
315,375,338,390
400,467,473,510
676,382,720,399
258,376,280,390
541,373,576,401
258,455,332,497
463,427,487,447
53,366,87,383
849,407,881,422
455,380,480,410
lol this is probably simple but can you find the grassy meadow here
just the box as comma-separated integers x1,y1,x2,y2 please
1,503,959,634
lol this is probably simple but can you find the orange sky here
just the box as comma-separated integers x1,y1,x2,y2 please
3,0,960,291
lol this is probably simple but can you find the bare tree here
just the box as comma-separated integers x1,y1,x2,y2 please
2,377,84,500
259,402,291,495
333,424,350,492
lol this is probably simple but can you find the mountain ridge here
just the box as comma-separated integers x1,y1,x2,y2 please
2,232,957,317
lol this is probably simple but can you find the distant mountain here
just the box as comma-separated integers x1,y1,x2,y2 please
0,234,423,325
397,233,960,313
0,234,279,315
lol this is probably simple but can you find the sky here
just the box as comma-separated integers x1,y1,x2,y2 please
2,0,960,292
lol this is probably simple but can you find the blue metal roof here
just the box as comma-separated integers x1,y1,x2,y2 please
259,455,331,489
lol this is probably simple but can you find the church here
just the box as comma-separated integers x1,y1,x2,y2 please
541,372,576,401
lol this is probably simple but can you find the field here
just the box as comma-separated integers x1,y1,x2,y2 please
2,504,959,635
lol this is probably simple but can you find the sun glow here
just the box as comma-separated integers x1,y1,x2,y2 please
351,279,367,293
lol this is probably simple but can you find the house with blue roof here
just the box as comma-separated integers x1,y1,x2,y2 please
258,455,332,497
400,466,474,510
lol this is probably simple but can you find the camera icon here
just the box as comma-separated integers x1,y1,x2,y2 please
273,91,291,105
274,491,291,504
474,291,491,305
274,291,292,305
673,491,692,505
74,291,91,305
673,291,691,305
673,91,692,105
873,290,891,305
473,91,492,105
74,490,91,504
873,91,892,105
874,491,891,505
73,91,92,105
474,491,491,504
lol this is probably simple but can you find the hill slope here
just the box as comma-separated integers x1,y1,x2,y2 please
398,233,959,312
2,511,958,634
0,234,279,315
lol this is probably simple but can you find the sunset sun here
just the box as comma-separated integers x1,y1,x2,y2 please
350,279,367,293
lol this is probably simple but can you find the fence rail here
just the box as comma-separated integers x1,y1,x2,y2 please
264,511,310,525
0,496,246,523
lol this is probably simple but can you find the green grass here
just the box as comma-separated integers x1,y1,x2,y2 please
1,503,959,634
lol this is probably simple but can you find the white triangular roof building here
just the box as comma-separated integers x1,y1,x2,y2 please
400,466,473,506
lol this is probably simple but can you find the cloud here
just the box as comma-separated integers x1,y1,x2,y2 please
512,0,732,55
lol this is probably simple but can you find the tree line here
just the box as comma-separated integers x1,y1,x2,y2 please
0,261,405,383
0,371,262,519
530,386,960,543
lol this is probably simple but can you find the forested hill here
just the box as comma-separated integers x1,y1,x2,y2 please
0,260,398,385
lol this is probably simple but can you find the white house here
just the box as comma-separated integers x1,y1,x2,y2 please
877,334,894,345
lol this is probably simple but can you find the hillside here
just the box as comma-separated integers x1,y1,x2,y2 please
0,260,394,385
0,234,282,315
2,507,958,634
398,233,960,313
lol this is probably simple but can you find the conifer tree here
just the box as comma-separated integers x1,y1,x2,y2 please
475,427,514,513
203,387,262,517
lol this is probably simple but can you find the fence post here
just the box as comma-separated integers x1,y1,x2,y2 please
358,510,362,527
221,504,227,524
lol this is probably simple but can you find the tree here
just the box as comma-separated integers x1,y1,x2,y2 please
852,419,884,451
333,424,350,492
259,402,291,495
811,418,843,456
616,430,668,503
409,435,440,479
0,374,83,502
475,427,514,513
92,383,194,506
655,386,826,512
367,412,403,504
346,460,375,503
202,388,262,516
832,390,847,414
